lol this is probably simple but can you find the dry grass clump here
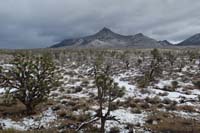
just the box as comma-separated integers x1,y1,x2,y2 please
0,94,17,107
71,102,90,111
176,105,196,113
0,128,57,133
162,98,172,105
57,109,68,118
146,111,200,133
130,107,142,114
158,92,169,96
109,126,120,133
171,80,179,89
145,96,161,104
163,85,175,92
192,78,200,89
123,97,138,108
0,100,26,118
80,79,90,87
136,76,150,88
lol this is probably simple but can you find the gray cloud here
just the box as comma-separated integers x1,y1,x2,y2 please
0,0,200,48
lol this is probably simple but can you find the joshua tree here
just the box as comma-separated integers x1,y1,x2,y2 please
165,51,176,67
0,53,60,114
77,61,124,133
148,49,163,81
151,48,162,62
95,73,125,132
137,49,163,88
187,51,197,63
120,51,130,69
177,56,186,72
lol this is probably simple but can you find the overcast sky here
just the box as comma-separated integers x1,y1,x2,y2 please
1,0,200,49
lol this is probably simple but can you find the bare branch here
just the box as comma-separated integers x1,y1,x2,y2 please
76,117,99,131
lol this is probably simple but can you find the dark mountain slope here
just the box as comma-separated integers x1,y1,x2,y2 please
178,33,200,46
50,27,164,48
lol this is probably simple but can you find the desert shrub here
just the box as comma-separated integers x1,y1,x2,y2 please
88,92,95,98
164,51,176,67
109,102,119,111
52,105,61,111
136,58,142,67
157,103,164,108
147,112,200,133
140,88,151,94
0,128,57,133
192,79,200,89
123,98,137,108
109,126,120,133
83,125,100,133
0,92,16,106
69,86,82,93
75,112,92,122
71,101,90,112
125,123,134,132
146,117,157,125
166,101,177,110
128,101,137,108
177,105,196,113
184,90,191,95
145,96,161,104
158,92,169,96
131,107,142,114
59,87,65,92
139,102,150,109
0,128,19,133
137,76,150,88
74,86,83,93
57,110,67,118
163,85,175,92
171,80,179,89
81,80,89,87
162,98,172,105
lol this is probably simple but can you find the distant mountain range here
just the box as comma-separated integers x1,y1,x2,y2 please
177,33,200,46
50,27,200,48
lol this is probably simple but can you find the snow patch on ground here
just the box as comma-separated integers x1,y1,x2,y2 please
0,108,57,130
105,109,147,132
155,80,173,89
114,76,137,97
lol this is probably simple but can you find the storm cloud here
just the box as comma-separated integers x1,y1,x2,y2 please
1,0,200,48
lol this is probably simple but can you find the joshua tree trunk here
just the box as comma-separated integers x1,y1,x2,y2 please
100,118,106,133
25,103,34,115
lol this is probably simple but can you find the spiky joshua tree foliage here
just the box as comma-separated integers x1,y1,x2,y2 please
137,49,163,88
77,57,124,133
0,53,60,115
95,73,125,133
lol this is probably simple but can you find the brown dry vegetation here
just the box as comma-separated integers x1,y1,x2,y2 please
0,48,200,132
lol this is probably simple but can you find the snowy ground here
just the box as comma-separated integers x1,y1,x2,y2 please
0,108,57,130
0,53,200,132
